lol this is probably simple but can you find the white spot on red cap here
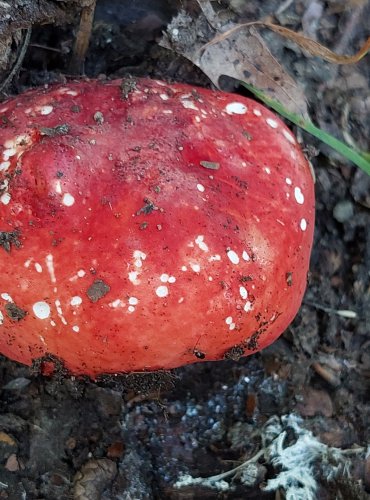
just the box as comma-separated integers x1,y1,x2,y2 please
240,286,248,300
225,102,247,115
1,193,11,205
133,250,146,262
283,129,296,144
55,180,62,194
195,235,209,252
39,105,53,115
227,250,239,265
300,218,307,231
225,316,236,330
128,297,139,305
253,109,262,116
1,293,13,302
46,254,56,283
285,178,292,185
242,250,250,261
55,299,67,325
197,183,205,192
294,187,304,205
35,263,43,273
110,299,124,308
244,301,252,312
15,134,31,146
132,250,146,271
72,325,80,332
160,94,169,100
33,301,51,319
3,148,16,159
266,118,278,129
62,193,75,207
156,285,168,298
70,296,82,306
129,272,140,285
0,161,10,172
190,263,201,273
182,100,199,111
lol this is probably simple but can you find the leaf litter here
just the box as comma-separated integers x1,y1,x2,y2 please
162,0,370,121
161,0,309,118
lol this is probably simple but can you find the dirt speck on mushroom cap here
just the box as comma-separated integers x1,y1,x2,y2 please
0,78,314,377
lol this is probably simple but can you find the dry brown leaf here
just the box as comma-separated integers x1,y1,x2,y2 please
203,21,370,65
160,1,309,118
73,459,117,500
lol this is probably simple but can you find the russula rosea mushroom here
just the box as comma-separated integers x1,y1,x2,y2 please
0,78,315,377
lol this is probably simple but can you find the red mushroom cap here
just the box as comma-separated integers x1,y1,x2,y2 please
0,78,315,377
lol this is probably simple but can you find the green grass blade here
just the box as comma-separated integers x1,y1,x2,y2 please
240,81,370,177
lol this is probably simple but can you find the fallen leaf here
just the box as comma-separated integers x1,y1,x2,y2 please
107,441,125,458
74,459,117,500
5,453,20,472
161,1,309,118
207,21,370,65
0,431,16,446
296,387,333,417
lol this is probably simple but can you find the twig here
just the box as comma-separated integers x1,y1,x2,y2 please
69,0,97,74
304,300,357,319
29,43,65,54
175,448,265,488
0,27,32,95
202,448,265,482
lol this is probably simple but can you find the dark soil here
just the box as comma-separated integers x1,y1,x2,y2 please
0,1,369,499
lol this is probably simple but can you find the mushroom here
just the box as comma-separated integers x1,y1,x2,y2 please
0,78,314,377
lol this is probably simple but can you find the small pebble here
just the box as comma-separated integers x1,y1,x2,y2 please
333,200,354,223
